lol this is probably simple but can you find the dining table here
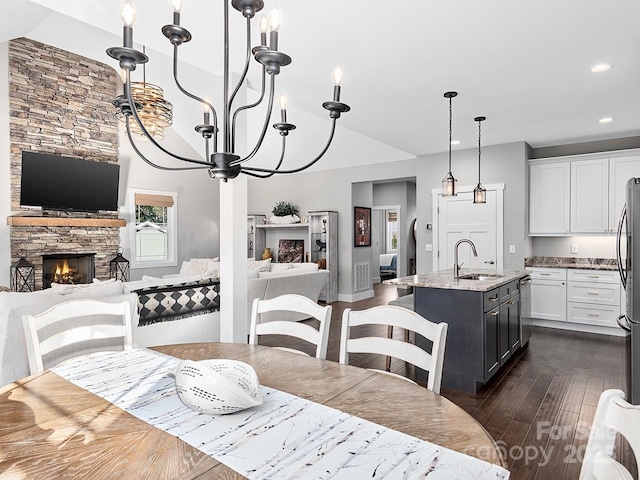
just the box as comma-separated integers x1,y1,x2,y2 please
0,343,508,478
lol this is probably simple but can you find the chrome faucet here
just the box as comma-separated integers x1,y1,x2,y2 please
454,239,478,278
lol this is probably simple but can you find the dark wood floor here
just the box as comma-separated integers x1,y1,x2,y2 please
258,283,637,479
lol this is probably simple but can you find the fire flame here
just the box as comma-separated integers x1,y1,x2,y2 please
55,260,70,277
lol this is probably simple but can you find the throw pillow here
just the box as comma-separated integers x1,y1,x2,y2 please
269,263,293,273
247,258,271,272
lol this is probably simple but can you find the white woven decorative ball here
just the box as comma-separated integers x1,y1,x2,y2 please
173,359,263,415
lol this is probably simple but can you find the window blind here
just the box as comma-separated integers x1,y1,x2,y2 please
134,193,174,208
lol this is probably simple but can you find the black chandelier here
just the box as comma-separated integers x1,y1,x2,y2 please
107,0,350,181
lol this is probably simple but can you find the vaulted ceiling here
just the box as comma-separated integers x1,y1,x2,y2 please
4,0,639,171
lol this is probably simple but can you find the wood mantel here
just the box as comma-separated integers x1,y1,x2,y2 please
7,216,126,227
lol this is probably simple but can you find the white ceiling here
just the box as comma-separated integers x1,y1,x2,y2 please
5,0,640,170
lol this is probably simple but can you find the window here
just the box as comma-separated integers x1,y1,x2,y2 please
130,189,177,268
386,210,398,252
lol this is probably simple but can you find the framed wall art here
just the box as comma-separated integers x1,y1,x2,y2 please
354,206,371,247
278,239,304,263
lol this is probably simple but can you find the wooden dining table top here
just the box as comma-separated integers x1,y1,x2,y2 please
0,343,506,478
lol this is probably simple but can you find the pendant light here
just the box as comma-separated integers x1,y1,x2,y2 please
473,116,487,204
442,91,458,196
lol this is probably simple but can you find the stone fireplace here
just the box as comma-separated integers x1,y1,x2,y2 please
7,38,122,290
42,253,96,289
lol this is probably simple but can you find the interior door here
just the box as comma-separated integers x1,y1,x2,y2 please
436,190,498,271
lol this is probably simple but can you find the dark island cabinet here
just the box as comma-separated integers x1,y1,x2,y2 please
414,278,523,393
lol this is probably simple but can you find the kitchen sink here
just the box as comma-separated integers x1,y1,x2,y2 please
457,273,504,281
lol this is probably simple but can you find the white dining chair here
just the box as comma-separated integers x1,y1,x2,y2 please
22,299,133,375
339,305,448,394
579,389,640,480
249,294,332,360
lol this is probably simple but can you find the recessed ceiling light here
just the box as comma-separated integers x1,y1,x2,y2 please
599,117,614,123
450,140,461,145
591,63,613,73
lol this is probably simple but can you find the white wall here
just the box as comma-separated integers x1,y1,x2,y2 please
247,142,529,298
118,126,221,280
416,142,528,273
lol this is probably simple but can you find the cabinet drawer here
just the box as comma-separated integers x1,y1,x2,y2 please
567,282,621,306
566,269,620,284
484,288,501,312
567,303,620,328
499,280,519,302
527,268,567,281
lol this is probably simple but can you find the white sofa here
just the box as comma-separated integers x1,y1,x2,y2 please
0,259,329,387
0,277,221,387
178,257,330,328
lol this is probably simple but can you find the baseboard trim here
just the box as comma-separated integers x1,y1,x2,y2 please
338,289,374,303
531,318,627,337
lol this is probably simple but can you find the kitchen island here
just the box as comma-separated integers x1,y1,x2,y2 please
385,269,530,393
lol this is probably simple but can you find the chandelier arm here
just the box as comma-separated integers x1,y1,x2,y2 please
172,44,218,152
229,73,276,166
125,79,210,166
240,136,287,178
126,119,211,171
241,119,337,175
228,17,252,118
231,62,267,152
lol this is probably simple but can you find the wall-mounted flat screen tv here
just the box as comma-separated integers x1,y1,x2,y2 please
20,151,120,212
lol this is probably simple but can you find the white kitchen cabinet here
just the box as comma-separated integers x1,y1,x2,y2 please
529,149,640,236
570,159,609,233
528,267,567,322
609,155,640,231
566,269,621,328
529,162,570,235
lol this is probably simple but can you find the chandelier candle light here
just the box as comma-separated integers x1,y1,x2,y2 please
442,91,458,197
107,0,350,181
473,116,487,204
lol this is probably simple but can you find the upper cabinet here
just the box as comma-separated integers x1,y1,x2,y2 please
529,151,640,236
610,155,640,229
570,159,609,233
529,162,570,234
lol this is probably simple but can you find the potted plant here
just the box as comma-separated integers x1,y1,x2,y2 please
269,201,300,224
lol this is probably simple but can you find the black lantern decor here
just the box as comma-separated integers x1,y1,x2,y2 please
110,247,130,282
10,249,35,292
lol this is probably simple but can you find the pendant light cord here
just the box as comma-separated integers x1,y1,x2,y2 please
448,96,452,173
477,118,481,182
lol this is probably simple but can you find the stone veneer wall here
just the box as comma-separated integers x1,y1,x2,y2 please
8,38,120,289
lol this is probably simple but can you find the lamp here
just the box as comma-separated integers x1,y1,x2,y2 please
116,46,173,140
107,0,350,181
10,249,35,292
110,247,130,282
473,116,487,204
442,91,458,196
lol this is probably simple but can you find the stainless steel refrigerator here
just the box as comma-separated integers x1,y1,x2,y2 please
616,177,640,405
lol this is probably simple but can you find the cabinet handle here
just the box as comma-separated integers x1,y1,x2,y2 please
587,312,600,317
587,291,599,296
507,300,515,305
540,273,551,276
488,296,498,302
588,275,599,279
489,311,499,316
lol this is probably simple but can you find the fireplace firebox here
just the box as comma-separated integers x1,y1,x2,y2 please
42,253,96,289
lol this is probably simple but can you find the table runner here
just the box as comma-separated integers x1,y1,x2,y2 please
52,349,509,479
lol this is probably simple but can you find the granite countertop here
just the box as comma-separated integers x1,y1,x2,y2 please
384,269,529,292
524,256,618,271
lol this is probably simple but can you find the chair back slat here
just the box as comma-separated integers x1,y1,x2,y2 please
340,305,448,394
249,294,332,359
580,389,640,480
22,299,133,375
